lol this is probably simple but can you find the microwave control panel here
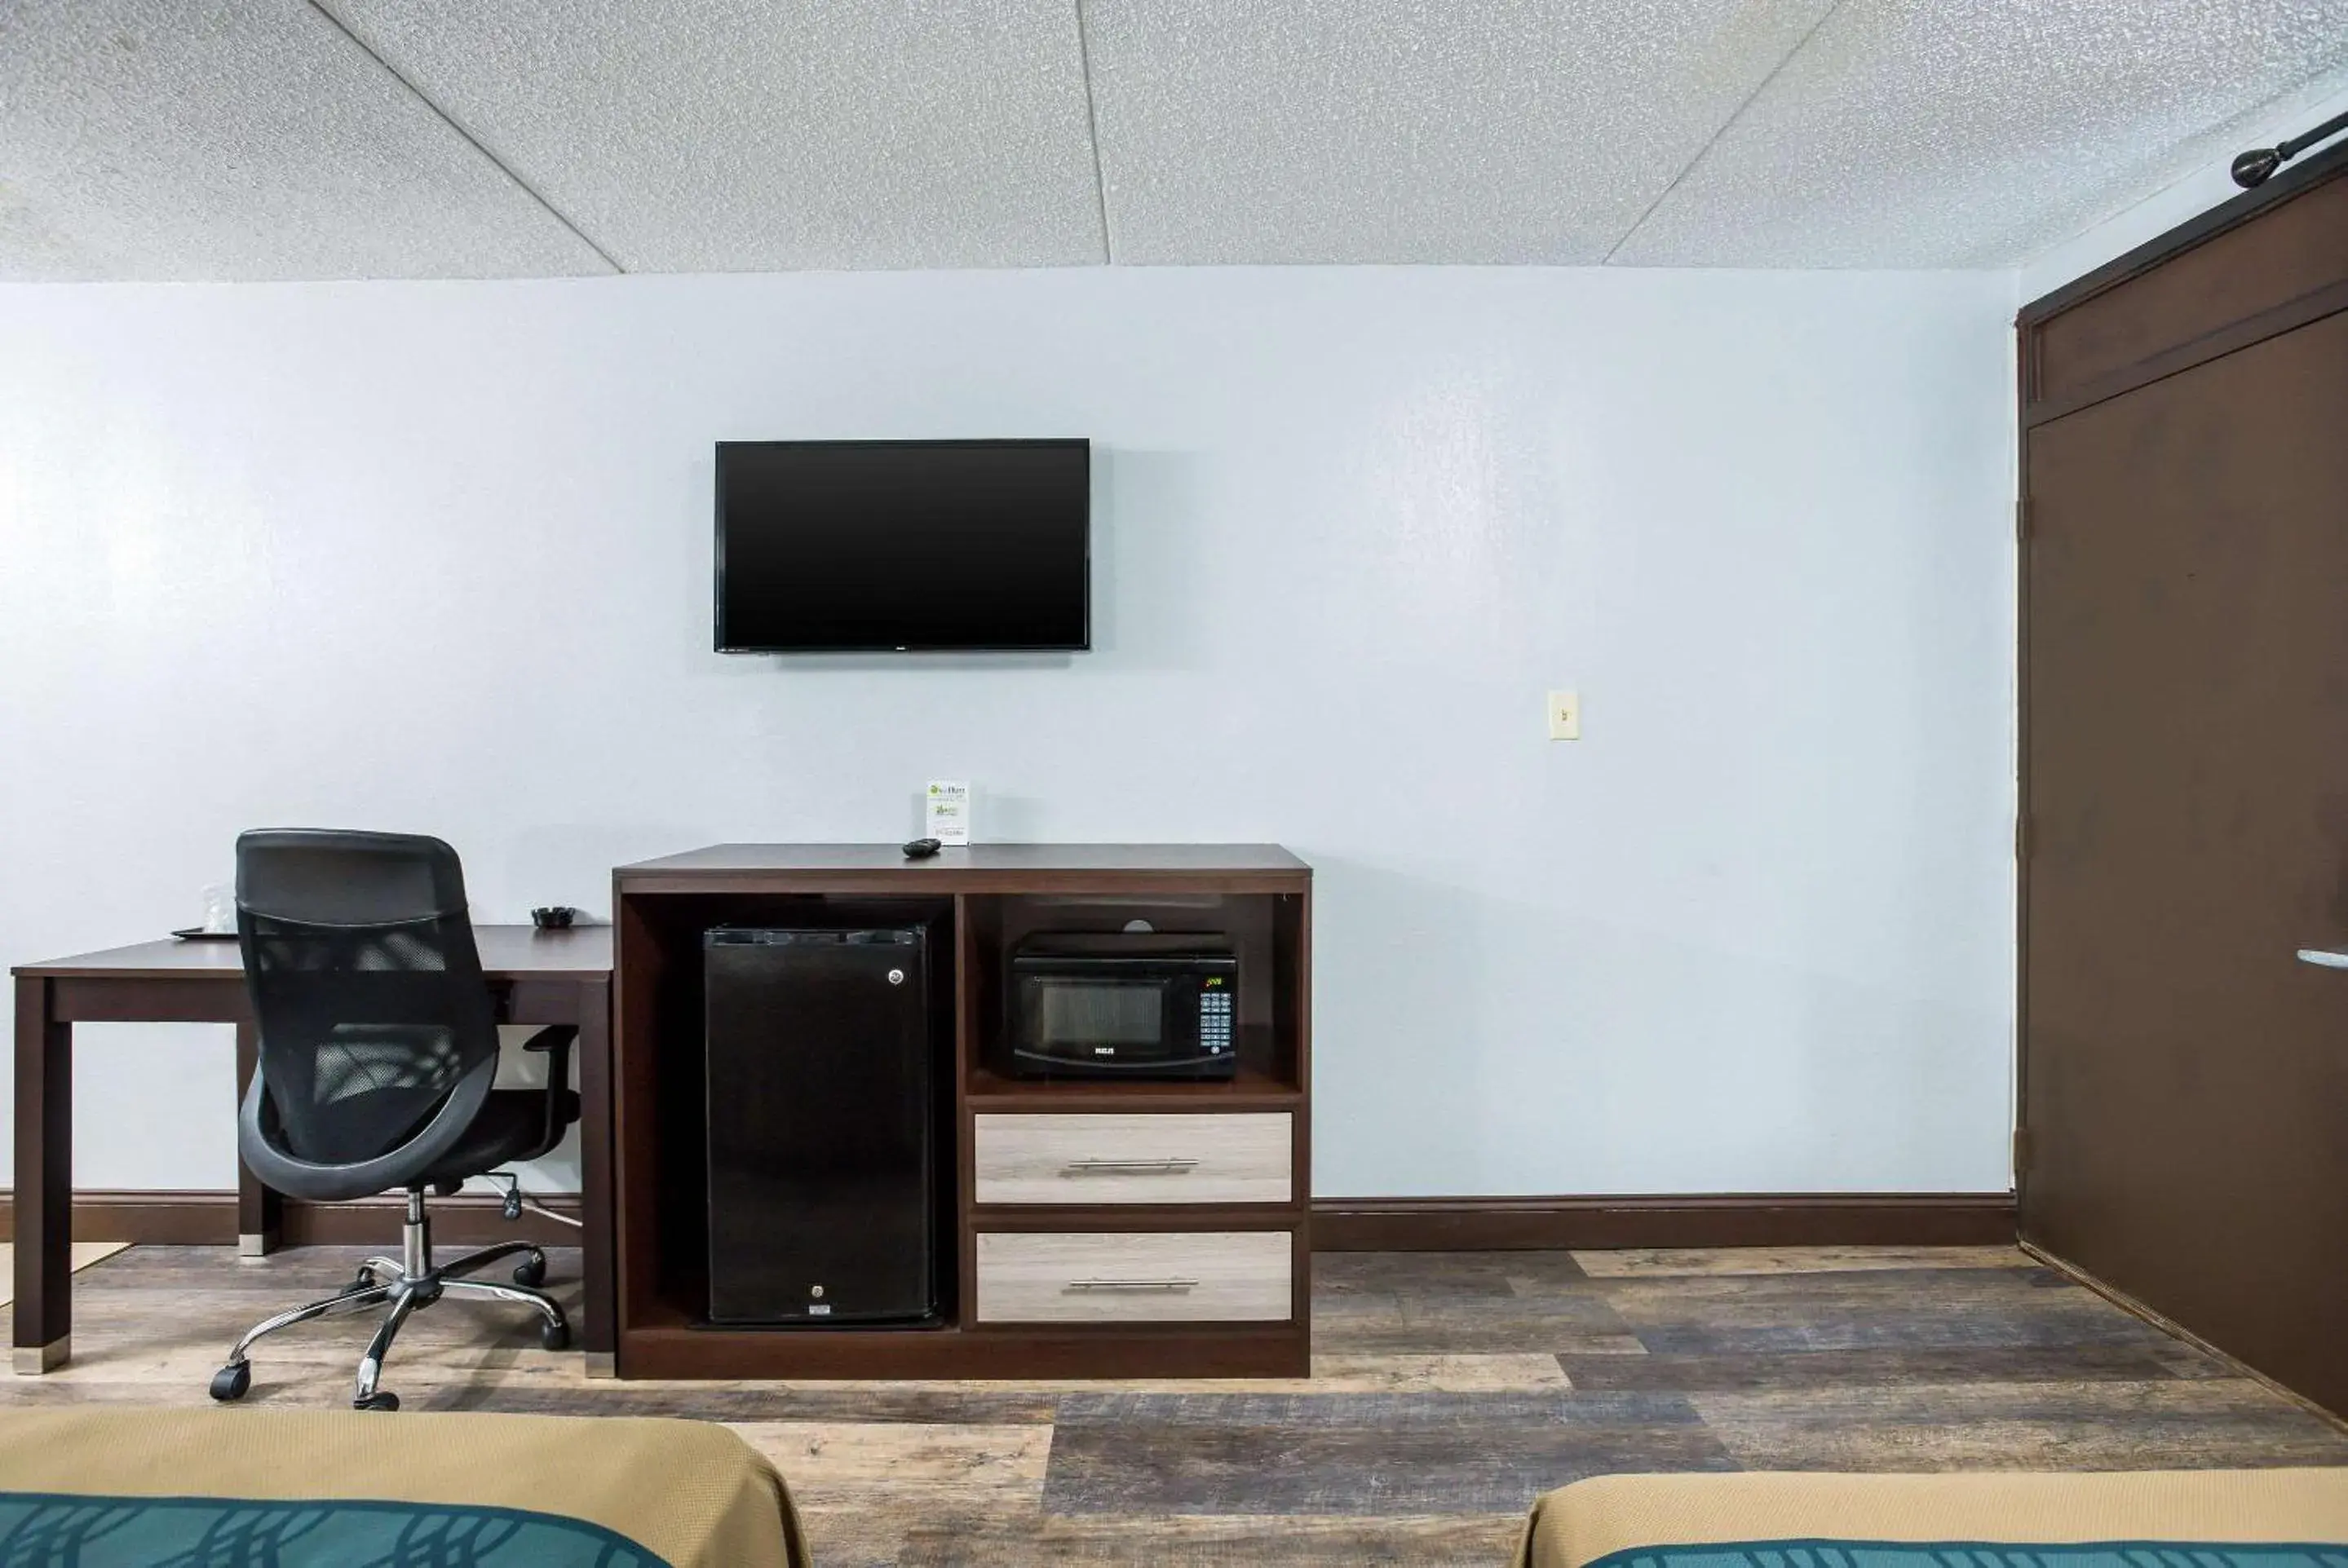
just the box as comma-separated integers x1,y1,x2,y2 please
1201,985,1234,1053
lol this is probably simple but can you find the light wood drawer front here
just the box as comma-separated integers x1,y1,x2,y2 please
975,1230,1292,1323
974,1113,1292,1205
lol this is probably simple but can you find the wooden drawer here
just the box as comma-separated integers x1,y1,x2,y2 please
974,1112,1291,1205
975,1230,1292,1323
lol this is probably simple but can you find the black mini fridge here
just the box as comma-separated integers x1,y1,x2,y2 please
703,926,941,1326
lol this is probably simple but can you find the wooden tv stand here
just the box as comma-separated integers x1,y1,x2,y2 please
610,844,1311,1379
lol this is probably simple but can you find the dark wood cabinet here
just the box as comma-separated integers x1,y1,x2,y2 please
2019,141,2348,1416
609,844,1312,1379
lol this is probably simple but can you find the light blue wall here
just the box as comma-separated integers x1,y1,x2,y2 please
0,265,2017,1196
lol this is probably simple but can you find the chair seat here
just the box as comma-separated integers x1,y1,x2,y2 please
418,1089,581,1186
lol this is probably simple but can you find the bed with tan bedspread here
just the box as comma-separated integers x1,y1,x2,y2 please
1519,1470,2348,1568
0,1407,808,1566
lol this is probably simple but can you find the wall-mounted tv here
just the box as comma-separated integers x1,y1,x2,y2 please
715,439,1090,653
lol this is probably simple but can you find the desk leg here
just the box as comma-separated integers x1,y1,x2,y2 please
577,978,616,1376
232,1022,282,1257
13,978,70,1373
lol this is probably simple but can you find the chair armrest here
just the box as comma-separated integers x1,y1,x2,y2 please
519,1024,578,1156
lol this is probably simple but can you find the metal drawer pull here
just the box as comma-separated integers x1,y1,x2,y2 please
2297,948,2348,969
1061,1157,1200,1174
1066,1277,1199,1292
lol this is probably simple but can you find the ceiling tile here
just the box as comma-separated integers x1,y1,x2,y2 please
0,0,609,281
1613,0,2348,267
321,0,1107,272
1080,0,1835,264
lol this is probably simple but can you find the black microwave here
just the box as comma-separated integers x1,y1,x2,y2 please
1006,933,1238,1080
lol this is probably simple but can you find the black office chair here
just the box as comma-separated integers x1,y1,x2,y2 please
209,830,577,1411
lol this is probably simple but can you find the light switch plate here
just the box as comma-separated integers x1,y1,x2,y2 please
1547,690,1581,740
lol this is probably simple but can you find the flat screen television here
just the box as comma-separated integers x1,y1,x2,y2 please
715,439,1090,653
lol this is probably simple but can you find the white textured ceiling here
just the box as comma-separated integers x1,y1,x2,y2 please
2,0,2346,280
0,0,606,280
318,0,1106,272
1080,0,1835,263
1615,0,2348,267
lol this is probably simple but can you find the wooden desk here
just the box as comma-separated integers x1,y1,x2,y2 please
10,927,615,1375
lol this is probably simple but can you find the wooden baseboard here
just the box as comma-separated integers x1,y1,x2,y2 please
2,1189,2007,1252
1309,1191,2017,1250
0,1190,584,1248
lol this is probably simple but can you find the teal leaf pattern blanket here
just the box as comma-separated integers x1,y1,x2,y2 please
0,1492,669,1567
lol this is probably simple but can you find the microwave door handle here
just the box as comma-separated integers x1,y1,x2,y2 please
1061,1157,1201,1175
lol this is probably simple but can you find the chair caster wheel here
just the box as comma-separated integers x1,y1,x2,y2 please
540,1319,571,1352
210,1363,251,1402
355,1392,400,1412
513,1254,546,1288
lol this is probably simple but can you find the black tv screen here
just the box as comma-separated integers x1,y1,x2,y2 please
715,439,1090,652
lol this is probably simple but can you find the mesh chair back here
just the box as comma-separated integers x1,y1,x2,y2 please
236,831,497,1166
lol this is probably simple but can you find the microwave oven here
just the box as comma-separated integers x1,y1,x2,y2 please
1005,933,1238,1080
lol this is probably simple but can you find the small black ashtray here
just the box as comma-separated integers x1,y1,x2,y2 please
531,906,579,931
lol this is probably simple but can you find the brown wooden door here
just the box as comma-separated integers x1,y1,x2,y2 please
2022,301,2348,1414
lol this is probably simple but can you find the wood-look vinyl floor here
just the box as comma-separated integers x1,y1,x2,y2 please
0,1240,129,1306
7,1243,2346,1566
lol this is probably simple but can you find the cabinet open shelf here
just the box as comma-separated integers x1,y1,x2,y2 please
610,844,1312,1379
